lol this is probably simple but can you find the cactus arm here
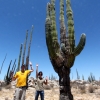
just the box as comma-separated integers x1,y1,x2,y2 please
60,0,76,68
60,0,65,22
45,2,59,58
50,0,60,56
22,31,28,65
60,0,66,44
45,1,64,69
45,3,60,72
46,0,60,59
74,34,86,56
45,3,54,57
66,0,75,52
60,0,67,50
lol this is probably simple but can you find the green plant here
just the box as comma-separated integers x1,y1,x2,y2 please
88,73,95,83
0,53,7,74
45,0,86,99
50,74,57,80
82,75,84,80
25,25,34,89
76,69,80,80
5,60,12,85
16,43,23,72
25,25,33,70
22,30,28,65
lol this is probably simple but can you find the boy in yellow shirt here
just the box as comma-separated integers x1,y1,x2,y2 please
12,62,34,100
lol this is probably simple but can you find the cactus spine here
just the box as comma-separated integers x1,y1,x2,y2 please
45,0,86,99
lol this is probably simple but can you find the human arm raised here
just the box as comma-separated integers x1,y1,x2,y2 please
36,64,38,79
44,76,48,85
29,61,34,73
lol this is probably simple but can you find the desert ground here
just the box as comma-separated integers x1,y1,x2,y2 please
0,85,100,100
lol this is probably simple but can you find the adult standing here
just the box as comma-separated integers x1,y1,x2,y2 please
11,64,34,100
34,64,48,100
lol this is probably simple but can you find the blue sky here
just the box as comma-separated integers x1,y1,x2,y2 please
0,0,100,81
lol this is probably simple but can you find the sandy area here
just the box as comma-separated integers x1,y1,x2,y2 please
0,86,100,100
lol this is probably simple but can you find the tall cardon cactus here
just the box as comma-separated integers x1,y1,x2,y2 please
45,0,86,100
11,59,16,75
16,43,23,72
5,59,17,85
25,25,33,70
0,53,7,74
22,30,28,65
25,25,33,89
5,60,12,85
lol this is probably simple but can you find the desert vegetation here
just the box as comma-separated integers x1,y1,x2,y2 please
0,77,100,100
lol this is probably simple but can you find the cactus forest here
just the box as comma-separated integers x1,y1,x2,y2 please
2,25,34,85
45,0,86,100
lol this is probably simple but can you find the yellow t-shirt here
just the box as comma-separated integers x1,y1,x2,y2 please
14,70,31,87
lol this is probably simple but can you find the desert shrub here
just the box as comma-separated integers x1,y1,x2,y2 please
79,85,86,94
88,84,95,93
